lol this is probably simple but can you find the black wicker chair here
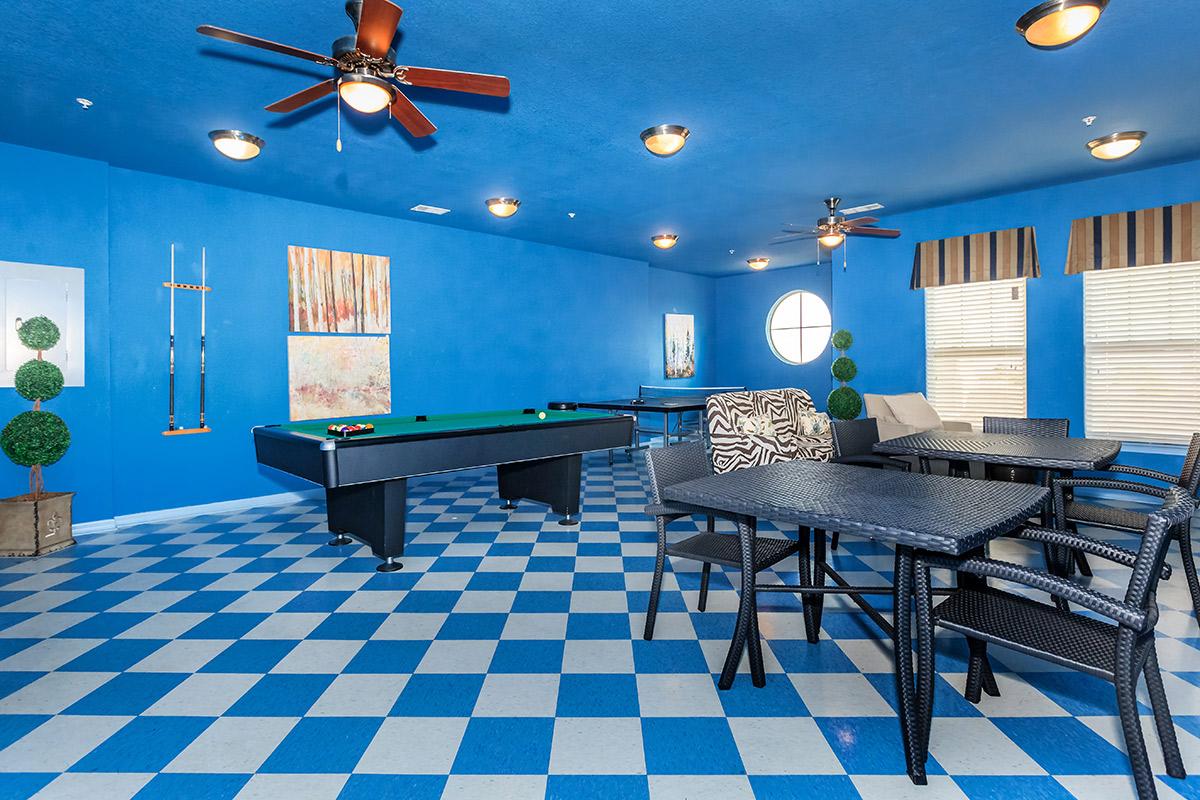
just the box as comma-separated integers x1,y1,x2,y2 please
1061,432,1200,621
980,417,1089,577
642,441,802,640
828,418,909,550
918,484,1195,800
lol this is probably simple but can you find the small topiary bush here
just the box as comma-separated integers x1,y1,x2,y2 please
14,360,64,403
1,316,69,497
1,411,70,468
831,356,857,383
17,316,60,352
827,386,863,421
826,328,862,420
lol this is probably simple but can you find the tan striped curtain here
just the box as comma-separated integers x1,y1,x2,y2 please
910,226,1040,289
1065,201,1200,275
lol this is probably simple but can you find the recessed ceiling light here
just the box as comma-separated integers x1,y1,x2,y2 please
1087,131,1146,160
567,212,576,219
747,257,770,271
209,129,264,161
840,202,884,215
641,125,690,157
486,198,521,218
651,234,679,250
338,72,394,114
410,204,451,215
1016,0,1108,49
75,97,93,110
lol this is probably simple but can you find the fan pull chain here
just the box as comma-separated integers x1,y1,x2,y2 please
336,90,343,153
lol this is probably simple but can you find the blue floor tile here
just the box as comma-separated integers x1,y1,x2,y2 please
816,717,946,776
64,672,188,715
642,717,745,775
632,640,709,673
716,673,810,717
343,640,430,674
556,674,640,716
226,674,334,716
489,640,565,674
338,775,446,800
258,717,383,774
132,773,249,799
954,775,1076,800
71,716,215,773
748,775,862,799
391,674,484,717
199,639,297,673
991,718,1132,775
546,775,650,800
451,717,554,774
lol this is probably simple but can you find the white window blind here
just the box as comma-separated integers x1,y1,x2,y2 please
1084,261,1200,445
925,278,1027,428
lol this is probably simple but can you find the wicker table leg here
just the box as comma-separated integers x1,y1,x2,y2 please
719,515,759,690
797,526,819,644
914,558,936,759
892,548,927,785
812,529,827,635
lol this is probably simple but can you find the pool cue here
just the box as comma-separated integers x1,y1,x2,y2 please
168,243,176,431
199,247,207,429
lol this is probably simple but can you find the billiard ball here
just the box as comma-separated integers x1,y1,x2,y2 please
538,411,547,420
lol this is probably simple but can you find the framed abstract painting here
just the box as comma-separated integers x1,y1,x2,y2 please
664,313,695,379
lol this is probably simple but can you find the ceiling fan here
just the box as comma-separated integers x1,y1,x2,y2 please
771,197,901,248
197,0,510,138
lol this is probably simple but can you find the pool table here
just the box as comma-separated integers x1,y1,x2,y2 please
252,409,633,571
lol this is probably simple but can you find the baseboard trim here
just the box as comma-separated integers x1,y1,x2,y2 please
73,489,324,537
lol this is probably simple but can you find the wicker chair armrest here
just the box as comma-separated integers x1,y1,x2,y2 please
922,554,1150,630
1104,464,1179,485
1016,525,1171,580
643,503,689,519
1053,477,1170,500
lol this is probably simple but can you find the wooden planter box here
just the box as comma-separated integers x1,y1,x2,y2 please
0,492,75,557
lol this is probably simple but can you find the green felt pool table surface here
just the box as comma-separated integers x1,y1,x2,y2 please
279,409,612,440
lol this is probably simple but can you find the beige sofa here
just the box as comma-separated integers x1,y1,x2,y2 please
863,392,973,441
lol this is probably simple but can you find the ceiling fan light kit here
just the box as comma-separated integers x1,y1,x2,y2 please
208,129,265,161
747,257,769,271
486,198,521,218
338,71,394,114
1086,130,1146,160
818,233,846,249
640,125,690,157
651,234,679,250
1016,0,1108,49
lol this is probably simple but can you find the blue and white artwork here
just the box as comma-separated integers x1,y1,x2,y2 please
664,313,695,379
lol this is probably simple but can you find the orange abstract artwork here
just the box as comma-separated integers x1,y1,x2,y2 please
288,245,390,333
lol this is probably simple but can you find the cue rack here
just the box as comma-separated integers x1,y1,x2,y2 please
162,242,212,436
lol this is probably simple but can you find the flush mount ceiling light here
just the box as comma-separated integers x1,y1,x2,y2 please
338,72,394,114
640,124,690,157
651,234,679,250
486,198,521,218
1087,130,1146,160
747,257,770,271
818,232,846,248
209,129,264,160
1016,0,1108,49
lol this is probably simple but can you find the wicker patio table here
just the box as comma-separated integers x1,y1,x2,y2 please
874,430,1121,473
661,459,1048,785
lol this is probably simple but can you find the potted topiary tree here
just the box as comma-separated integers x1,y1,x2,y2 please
826,328,863,421
0,316,74,556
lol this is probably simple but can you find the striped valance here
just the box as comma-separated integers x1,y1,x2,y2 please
910,226,1040,289
1065,201,1200,275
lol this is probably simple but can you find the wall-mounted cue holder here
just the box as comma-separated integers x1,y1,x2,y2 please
163,243,213,436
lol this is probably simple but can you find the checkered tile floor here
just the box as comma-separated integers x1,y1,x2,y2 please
1,453,1199,799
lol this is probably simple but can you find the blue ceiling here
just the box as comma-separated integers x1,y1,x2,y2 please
2,1,1198,275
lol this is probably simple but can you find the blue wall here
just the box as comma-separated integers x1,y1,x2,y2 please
0,142,717,521
830,157,1200,475
712,260,835,408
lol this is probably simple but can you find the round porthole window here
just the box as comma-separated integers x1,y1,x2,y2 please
766,290,832,365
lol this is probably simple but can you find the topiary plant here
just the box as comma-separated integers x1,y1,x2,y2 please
826,328,862,420
1,317,69,498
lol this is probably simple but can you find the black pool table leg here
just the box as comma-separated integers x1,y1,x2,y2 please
497,454,583,526
325,478,408,572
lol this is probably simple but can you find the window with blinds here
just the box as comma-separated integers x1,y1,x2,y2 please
925,278,1027,428
1083,261,1200,445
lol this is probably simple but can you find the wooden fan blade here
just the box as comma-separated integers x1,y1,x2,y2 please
844,216,878,227
390,90,437,137
197,25,336,66
399,67,510,97
770,233,816,245
266,79,336,113
846,226,902,238
356,0,402,59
